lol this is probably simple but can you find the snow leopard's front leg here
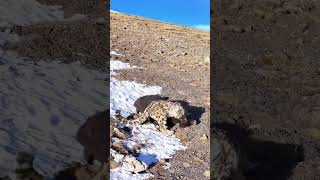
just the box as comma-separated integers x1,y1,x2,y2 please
150,112,174,136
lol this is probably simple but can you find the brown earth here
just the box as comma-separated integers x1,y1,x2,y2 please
111,12,210,179
5,0,108,70
6,0,211,179
10,17,108,70
212,0,320,179
36,0,106,18
0,0,109,179
6,0,320,179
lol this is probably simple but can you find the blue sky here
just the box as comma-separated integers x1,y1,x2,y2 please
110,0,210,32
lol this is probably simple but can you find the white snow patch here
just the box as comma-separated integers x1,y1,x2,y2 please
110,52,156,117
0,50,106,178
111,50,124,56
110,60,131,71
110,78,161,117
132,125,187,166
111,168,153,180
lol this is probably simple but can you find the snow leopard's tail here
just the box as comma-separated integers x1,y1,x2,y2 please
115,110,149,126
122,113,148,126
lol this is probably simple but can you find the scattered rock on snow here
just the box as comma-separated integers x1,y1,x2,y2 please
123,155,148,174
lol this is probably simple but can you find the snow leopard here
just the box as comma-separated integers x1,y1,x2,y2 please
122,100,188,135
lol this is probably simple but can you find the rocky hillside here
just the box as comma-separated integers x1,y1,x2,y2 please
212,0,320,179
111,12,210,69
111,12,210,179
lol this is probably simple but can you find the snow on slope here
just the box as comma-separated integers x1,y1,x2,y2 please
0,35,185,180
0,1,103,178
0,49,107,178
110,50,187,179
110,50,158,117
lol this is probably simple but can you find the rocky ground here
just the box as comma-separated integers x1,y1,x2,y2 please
0,0,108,179
6,0,108,70
111,12,210,179
3,0,320,179
212,0,320,179
2,0,211,179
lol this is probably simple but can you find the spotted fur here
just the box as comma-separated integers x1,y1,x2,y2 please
122,100,188,135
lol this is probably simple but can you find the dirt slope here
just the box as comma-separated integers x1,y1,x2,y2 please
0,0,108,179
5,0,108,70
212,0,320,179
111,12,210,179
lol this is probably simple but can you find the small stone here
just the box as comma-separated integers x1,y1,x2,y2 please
200,134,208,141
254,9,266,19
204,56,210,64
245,25,254,32
204,170,210,177
190,82,198,87
198,61,204,66
231,26,244,33
194,156,204,163
123,155,148,173
110,149,124,162
110,160,119,169
95,17,106,25
183,162,191,168
296,38,304,46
